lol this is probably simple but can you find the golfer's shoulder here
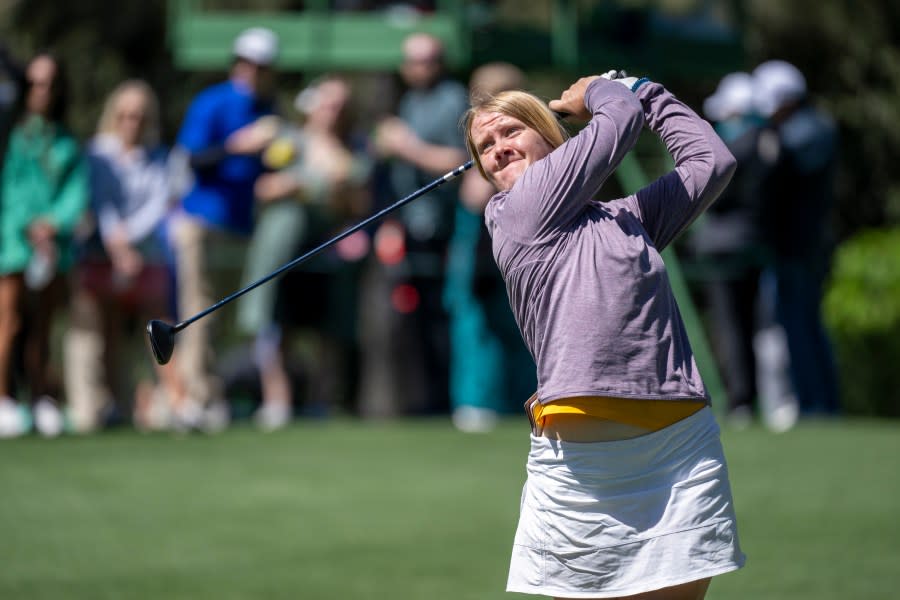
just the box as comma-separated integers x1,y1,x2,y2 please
485,187,554,251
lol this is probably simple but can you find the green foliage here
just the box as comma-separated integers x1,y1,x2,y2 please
823,228,900,416
0,2,311,142
1,2,204,141
742,0,900,236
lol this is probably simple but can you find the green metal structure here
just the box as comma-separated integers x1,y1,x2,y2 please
167,0,469,71
167,0,742,78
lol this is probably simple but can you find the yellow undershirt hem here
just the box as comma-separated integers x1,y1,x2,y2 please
533,396,706,432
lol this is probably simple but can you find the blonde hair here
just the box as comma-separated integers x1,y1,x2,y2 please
463,90,568,181
96,79,161,148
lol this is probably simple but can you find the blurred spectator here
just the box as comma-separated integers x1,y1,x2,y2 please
362,32,468,417
0,53,88,438
752,60,840,418
63,80,185,433
169,27,280,431
0,44,24,439
235,75,371,430
692,72,775,428
445,62,536,433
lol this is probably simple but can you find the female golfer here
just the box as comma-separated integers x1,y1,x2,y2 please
465,73,745,599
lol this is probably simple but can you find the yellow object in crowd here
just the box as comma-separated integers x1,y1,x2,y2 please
263,137,297,170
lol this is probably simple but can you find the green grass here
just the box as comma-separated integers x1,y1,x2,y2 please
1,417,898,599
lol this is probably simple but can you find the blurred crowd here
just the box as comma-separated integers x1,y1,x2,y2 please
0,27,838,438
689,60,840,432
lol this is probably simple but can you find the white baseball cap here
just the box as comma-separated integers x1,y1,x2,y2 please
703,72,755,121
233,27,280,66
752,60,807,117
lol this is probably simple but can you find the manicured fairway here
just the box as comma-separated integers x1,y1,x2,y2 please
1,417,898,599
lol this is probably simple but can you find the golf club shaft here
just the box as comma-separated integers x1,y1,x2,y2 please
172,160,474,332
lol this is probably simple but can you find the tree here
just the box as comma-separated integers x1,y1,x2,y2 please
742,0,900,237
1,1,214,140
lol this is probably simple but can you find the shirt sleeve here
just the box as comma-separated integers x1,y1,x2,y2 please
494,78,645,244
88,152,126,240
121,152,171,243
177,92,219,155
620,82,737,252
46,138,89,234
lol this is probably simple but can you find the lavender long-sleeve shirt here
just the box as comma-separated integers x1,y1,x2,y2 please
485,79,736,404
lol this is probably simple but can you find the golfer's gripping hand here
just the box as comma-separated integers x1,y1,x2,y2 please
549,76,602,121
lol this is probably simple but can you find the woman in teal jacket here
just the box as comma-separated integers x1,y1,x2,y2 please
0,53,88,438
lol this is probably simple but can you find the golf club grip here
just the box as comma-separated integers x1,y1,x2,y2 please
175,160,474,331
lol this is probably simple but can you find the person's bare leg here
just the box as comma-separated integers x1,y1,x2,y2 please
555,576,711,600
64,286,109,431
136,268,188,430
101,295,127,412
25,274,67,400
0,274,24,397
260,355,292,410
254,324,292,415
171,217,214,409
256,340,293,430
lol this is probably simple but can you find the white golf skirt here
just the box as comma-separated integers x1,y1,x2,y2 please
507,407,745,598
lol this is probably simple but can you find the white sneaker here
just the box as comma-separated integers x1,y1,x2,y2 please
765,401,799,433
254,401,291,432
726,405,753,431
34,396,64,438
0,396,27,438
452,406,498,433
171,398,205,433
201,400,230,434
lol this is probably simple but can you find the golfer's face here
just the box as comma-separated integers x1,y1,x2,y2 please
472,112,553,192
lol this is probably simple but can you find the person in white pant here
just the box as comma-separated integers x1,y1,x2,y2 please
65,79,185,433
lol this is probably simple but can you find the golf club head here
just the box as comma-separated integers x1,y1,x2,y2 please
146,319,176,365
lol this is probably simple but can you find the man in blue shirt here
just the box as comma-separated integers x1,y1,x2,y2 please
169,27,279,431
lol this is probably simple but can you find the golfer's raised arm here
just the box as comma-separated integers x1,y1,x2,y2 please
627,82,737,251
507,78,644,240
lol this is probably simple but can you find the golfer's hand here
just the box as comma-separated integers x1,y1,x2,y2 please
549,76,602,121
599,69,650,92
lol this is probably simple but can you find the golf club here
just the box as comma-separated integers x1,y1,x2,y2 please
145,105,581,365
147,160,473,365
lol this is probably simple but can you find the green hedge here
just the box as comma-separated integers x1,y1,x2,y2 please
823,228,900,417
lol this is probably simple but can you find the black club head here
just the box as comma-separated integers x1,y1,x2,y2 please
146,319,177,365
